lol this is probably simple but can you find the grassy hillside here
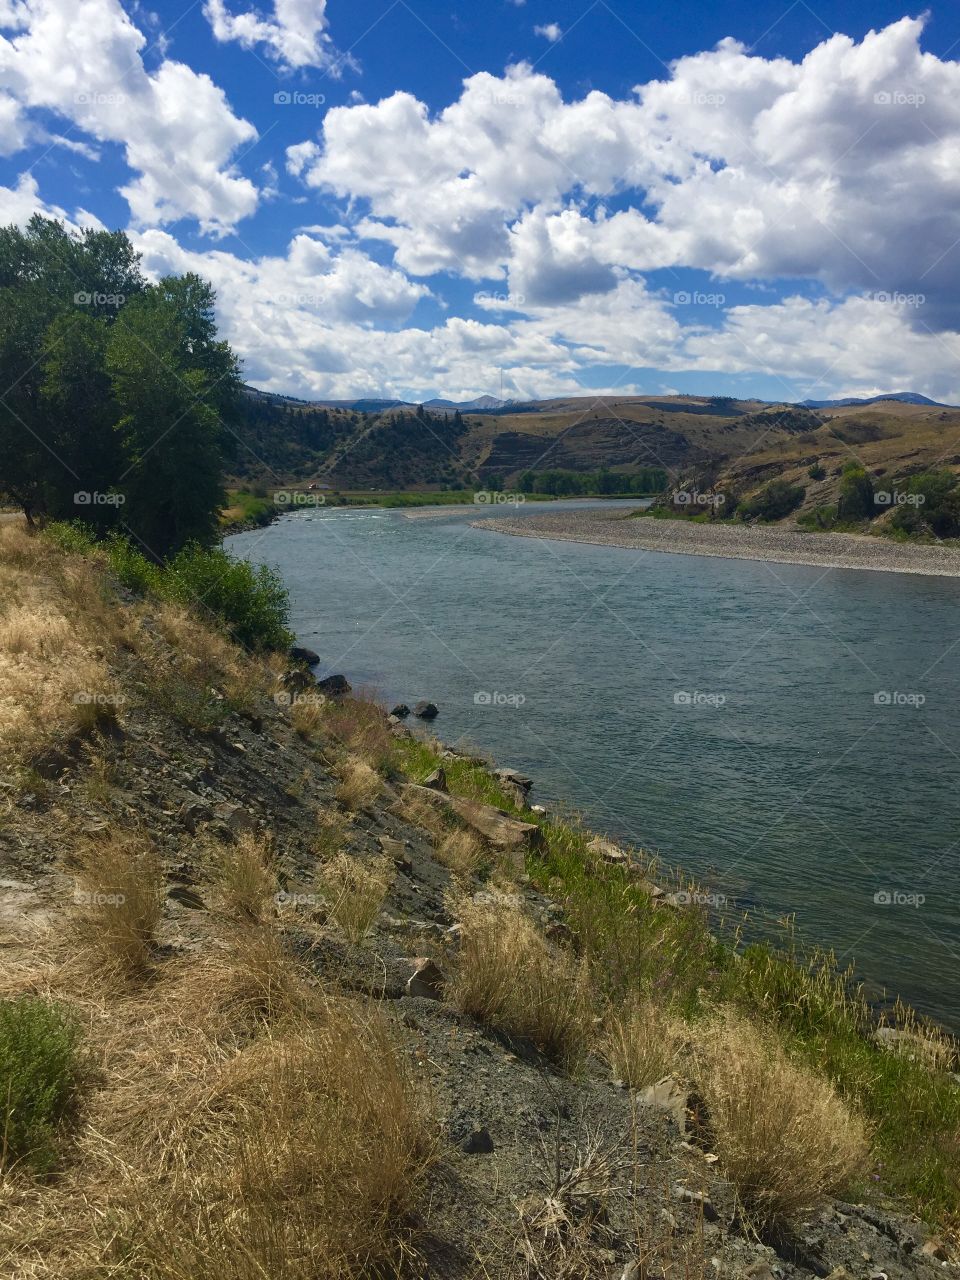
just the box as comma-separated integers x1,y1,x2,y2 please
1,518,958,1278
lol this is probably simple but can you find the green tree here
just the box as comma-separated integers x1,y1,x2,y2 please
39,313,122,529
0,217,143,523
107,283,231,559
890,470,960,537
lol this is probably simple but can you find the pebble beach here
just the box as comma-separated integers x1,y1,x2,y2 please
476,509,960,577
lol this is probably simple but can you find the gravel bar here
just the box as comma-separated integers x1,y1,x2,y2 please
475,510,960,577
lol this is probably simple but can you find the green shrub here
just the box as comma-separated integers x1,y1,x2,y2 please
163,544,293,652
738,479,806,522
797,504,837,531
105,535,162,594
807,463,826,481
837,463,874,521
43,521,98,556
889,470,960,537
0,997,81,1174
39,524,293,653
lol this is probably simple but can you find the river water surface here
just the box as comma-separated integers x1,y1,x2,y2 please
231,500,960,1027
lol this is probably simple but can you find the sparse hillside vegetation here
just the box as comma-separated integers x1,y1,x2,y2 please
0,521,957,1277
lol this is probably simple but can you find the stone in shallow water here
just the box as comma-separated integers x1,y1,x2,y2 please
316,673,351,697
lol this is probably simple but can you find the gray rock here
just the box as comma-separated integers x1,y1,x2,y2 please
461,1127,494,1154
406,957,445,999
672,1184,719,1221
413,700,439,719
403,784,545,854
317,673,351,698
495,767,533,792
423,767,447,791
921,1239,950,1261
378,836,413,874
390,703,411,719
213,801,255,834
290,645,320,666
167,885,206,910
638,1075,690,1133
178,797,213,833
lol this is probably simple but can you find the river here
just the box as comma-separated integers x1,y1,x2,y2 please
230,499,960,1027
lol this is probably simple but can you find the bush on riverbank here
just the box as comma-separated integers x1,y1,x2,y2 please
738,478,806,521
43,523,293,653
692,1011,869,1230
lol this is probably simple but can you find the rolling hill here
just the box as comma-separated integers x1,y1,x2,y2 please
227,389,960,512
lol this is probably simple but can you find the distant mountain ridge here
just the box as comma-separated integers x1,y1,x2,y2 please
231,386,960,500
800,392,951,409
423,395,513,410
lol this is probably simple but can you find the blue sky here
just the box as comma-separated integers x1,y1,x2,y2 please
3,0,960,403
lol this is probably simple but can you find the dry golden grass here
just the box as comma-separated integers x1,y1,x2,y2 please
317,854,393,944
606,997,688,1088
335,758,382,812
0,919,432,1280
289,692,327,738
451,896,592,1070
0,521,49,573
0,609,122,768
111,1008,432,1280
206,922,320,1026
396,788,450,839
314,807,350,860
212,831,277,922
0,602,73,656
435,828,487,879
147,601,263,717
324,695,396,772
72,831,164,979
516,1129,631,1280
691,1011,869,1230
877,1003,958,1073
0,531,133,771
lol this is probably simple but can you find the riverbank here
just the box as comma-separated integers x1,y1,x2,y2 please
3,520,958,1272
478,507,960,576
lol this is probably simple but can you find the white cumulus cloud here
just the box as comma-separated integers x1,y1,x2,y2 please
203,0,349,73
0,0,259,233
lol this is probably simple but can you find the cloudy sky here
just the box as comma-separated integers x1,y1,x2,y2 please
2,0,960,403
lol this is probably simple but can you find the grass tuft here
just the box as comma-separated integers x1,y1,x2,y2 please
691,1010,869,1231
335,758,382,812
113,1008,432,1280
451,895,591,1070
606,997,687,1088
435,828,488,879
212,831,277,922
72,831,164,979
318,854,393,944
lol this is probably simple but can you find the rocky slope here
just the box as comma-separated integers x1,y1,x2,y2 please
0,526,956,1279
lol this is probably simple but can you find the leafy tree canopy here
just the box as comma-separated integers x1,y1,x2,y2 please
0,217,240,557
